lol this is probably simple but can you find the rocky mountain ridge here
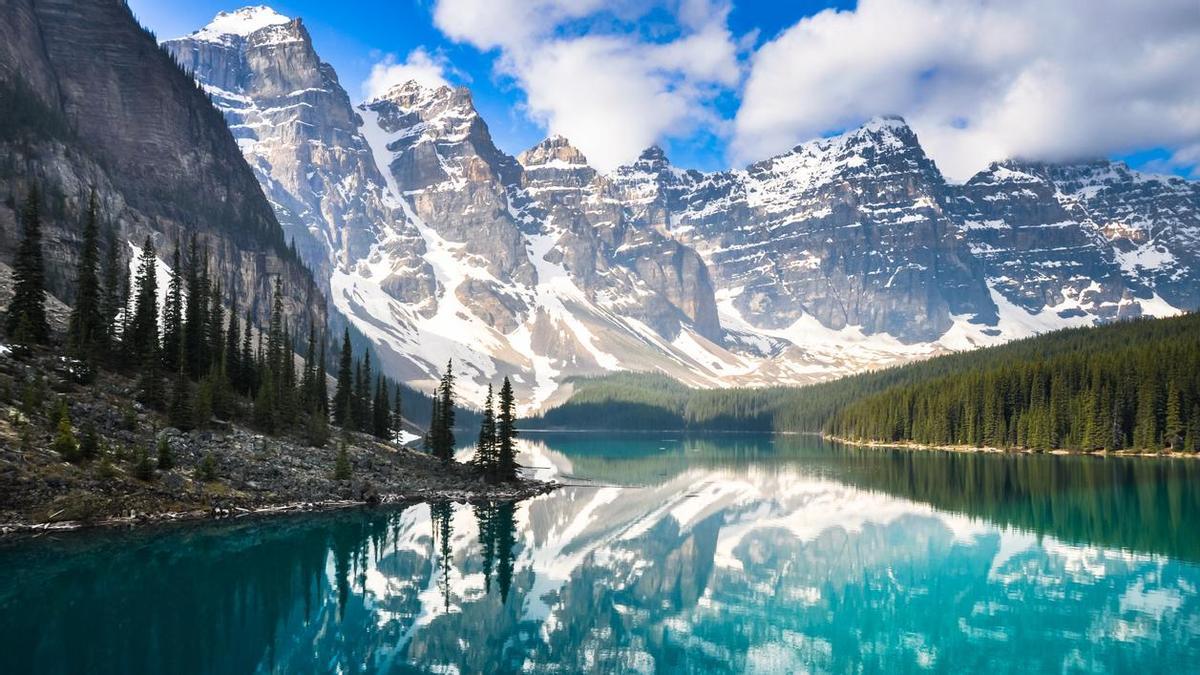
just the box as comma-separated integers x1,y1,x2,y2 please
0,0,323,332
166,6,1199,411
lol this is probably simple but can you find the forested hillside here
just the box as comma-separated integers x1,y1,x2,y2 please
533,313,1200,452
827,314,1200,451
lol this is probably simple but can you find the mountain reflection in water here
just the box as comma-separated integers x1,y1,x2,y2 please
0,433,1197,673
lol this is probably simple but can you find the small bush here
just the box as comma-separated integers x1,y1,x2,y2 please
156,437,174,471
198,452,218,482
133,446,155,481
78,420,99,461
51,416,79,462
334,443,352,481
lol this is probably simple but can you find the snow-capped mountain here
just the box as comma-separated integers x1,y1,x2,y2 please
167,7,1199,412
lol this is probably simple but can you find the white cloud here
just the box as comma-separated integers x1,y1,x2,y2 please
362,48,451,101
734,0,1200,180
432,0,741,170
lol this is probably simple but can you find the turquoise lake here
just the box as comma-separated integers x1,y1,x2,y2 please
2,433,1199,673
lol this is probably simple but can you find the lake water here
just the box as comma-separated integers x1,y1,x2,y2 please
2,433,1199,673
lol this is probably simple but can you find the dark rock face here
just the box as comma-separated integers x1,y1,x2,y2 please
0,0,322,330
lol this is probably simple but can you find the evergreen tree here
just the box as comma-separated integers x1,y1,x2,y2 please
183,237,209,379
157,436,174,471
392,382,403,442
51,414,79,462
1163,383,1184,451
317,333,329,415
126,236,159,361
334,443,351,480
6,185,49,345
496,376,517,480
168,369,193,431
333,328,354,426
161,245,183,375
78,419,99,461
301,324,317,412
224,298,241,392
99,226,123,348
433,360,456,463
240,310,254,395
208,280,224,376
424,393,439,454
134,445,155,480
359,352,373,432
66,190,104,361
476,384,497,478
372,375,390,439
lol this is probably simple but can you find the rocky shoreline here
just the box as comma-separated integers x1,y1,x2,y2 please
0,357,558,536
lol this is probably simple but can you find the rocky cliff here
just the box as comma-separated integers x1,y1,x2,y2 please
0,0,322,330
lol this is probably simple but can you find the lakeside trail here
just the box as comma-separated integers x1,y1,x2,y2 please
824,434,1200,459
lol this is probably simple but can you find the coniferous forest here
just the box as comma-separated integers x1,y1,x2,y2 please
535,312,1200,453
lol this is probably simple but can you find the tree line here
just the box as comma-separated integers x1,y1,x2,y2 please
825,313,1200,452
4,186,404,450
5,185,533,478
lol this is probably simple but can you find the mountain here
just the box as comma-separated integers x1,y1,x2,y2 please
0,0,322,330
167,6,1199,412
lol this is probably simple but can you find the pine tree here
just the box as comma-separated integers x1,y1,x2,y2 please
6,185,49,345
99,226,123,348
333,328,353,426
334,443,352,480
359,352,373,432
78,419,99,461
51,414,79,463
372,375,390,439
224,298,241,392
240,310,254,395
66,190,104,361
157,436,174,471
126,236,159,362
208,280,224,376
168,369,193,431
1163,383,1184,451
317,333,329,415
433,360,456,463
425,392,440,454
476,384,497,478
183,236,209,379
392,382,403,442
161,245,183,375
301,324,317,412
496,376,517,480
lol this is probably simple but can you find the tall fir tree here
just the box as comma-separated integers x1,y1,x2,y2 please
392,382,403,441
66,190,104,361
224,297,241,391
433,360,456,463
333,327,354,427
6,185,49,345
126,236,160,362
476,384,497,478
161,245,184,375
496,376,518,480
99,225,123,348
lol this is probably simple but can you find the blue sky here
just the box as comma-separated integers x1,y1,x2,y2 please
129,0,1199,179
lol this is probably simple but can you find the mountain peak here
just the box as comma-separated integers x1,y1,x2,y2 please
189,6,293,44
518,135,590,168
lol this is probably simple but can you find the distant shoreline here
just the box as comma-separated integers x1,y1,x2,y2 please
823,434,1200,459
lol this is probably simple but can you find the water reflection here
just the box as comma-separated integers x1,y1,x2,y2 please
0,433,1197,673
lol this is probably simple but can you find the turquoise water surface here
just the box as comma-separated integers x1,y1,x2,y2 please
2,433,1199,673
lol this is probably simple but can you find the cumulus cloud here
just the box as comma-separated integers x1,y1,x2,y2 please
734,0,1200,180
432,0,741,170
363,48,452,101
